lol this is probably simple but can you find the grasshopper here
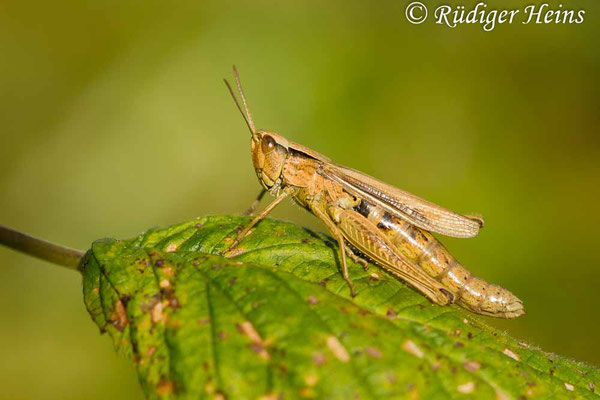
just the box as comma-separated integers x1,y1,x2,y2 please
223,67,524,318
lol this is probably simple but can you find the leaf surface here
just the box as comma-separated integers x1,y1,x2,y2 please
81,215,599,399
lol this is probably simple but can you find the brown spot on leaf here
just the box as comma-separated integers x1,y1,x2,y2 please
386,308,398,318
197,318,209,325
160,286,175,298
467,332,474,339
431,362,441,372
251,343,270,360
120,294,132,305
319,279,328,287
156,379,174,395
365,346,382,359
214,392,226,400
278,364,287,376
299,387,315,398
495,388,510,400
159,279,171,289
589,382,595,393
169,297,180,309
227,248,244,257
402,340,424,359
151,301,165,324
237,321,261,342
218,331,228,340
111,300,128,331
503,348,520,361
165,243,178,252
326,336,350,362
227,277,238,287
463,361,481,373
312,352,326,366
454,341,464,348
146,346,157,357
237,321,270,360
305,374,319,387
457,381,475,394
155,259,164,267
307,295,319,305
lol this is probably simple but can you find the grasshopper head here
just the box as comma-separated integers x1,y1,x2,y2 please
224,66,290,192
251,130,289,190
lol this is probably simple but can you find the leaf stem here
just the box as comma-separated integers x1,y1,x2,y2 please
0,224,85,271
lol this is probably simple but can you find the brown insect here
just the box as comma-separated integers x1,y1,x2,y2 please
222,67,524,318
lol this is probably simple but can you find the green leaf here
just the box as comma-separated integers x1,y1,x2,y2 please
81,215,599,399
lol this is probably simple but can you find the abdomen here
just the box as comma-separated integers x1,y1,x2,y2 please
355,200,524,318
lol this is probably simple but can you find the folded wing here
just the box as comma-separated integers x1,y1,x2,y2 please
322,164,484,238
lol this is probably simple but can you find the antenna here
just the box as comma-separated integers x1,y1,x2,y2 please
224,65,256,135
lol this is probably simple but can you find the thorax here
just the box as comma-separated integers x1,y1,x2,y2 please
280,153,327,208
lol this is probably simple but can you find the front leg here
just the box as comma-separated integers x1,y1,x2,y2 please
223,189,291,255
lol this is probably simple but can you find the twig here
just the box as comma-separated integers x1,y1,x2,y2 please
0,224,84,271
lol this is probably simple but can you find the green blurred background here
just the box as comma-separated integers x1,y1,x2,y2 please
1,0,598,398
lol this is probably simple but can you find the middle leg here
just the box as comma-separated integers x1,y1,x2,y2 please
310,205,357,297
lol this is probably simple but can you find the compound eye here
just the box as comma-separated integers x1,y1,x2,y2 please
262,135,276,152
